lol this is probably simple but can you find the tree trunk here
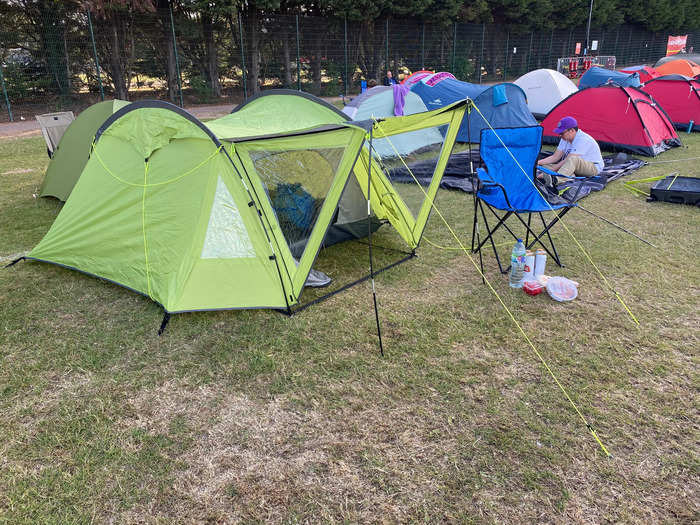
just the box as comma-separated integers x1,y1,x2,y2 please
311,32,322,94
109,12,127,99
157,1,178,103
37,0,70,96
202,12,221,97
282,32,292,87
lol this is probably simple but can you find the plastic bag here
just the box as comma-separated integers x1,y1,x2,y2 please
545,276,579,302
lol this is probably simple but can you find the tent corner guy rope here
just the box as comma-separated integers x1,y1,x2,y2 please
371,114,611,457
470,102,640,327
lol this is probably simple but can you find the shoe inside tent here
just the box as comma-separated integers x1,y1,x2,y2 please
541,85,681,156
513,68,578,119
25,91,467,316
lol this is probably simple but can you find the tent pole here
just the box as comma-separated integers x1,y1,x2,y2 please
466,101,484,283
576,205,657,248
366,128,385,356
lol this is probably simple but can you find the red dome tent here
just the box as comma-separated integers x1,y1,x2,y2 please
541,85,681,156
641,75,700,131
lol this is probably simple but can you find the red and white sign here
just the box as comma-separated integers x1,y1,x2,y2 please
666,35,687,56
575,42,581,55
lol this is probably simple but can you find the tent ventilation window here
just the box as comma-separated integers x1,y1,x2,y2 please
201,176,256,259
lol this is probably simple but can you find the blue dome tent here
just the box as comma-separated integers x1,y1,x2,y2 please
409,74,536,142
578,66,641,89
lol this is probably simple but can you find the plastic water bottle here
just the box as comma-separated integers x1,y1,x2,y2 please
509,239,526,288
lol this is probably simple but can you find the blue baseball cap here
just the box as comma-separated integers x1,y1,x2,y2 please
553,116,577,134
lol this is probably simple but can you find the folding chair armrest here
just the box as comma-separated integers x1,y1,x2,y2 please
475,168,513,209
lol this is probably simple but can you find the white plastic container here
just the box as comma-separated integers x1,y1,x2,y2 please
523,251,535,281
534,249,547,278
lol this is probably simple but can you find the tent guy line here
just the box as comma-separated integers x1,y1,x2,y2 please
372,113,612,458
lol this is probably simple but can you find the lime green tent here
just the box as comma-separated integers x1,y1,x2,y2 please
39,99,130,200
26,91,467,316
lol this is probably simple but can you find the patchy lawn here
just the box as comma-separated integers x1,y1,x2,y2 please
1,130,698,523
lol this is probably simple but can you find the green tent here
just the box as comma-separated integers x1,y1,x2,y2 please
26,91,467,315
39,99,130,200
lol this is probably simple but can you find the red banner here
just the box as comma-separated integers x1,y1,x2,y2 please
666,35,687,56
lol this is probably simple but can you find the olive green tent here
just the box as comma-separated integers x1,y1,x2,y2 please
39,99,130,200
25,91,467,316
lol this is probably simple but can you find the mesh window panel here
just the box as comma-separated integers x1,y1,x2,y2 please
373,124,449,219
250,147,345,258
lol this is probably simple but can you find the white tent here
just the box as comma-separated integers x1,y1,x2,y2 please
514,69,578,118
342,86,443,157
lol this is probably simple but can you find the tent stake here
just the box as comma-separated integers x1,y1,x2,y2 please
366,128,385,356
576,204,657,248
157,312,171,336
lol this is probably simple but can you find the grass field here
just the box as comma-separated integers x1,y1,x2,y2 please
1,131,698,523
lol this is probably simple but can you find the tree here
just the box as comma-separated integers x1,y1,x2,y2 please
85,0,155,100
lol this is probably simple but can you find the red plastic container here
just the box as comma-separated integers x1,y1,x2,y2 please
523,280,544,296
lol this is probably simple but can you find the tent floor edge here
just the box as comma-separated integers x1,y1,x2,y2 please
280,252,416,316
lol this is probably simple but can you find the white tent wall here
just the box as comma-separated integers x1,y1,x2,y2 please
514,69,578,118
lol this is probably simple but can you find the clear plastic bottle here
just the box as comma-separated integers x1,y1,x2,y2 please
509,239,526,288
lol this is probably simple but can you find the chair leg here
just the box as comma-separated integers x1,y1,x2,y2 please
516,208,572,267
471,195,485,283
525,213,532,247
539,212,563,267
478,201,507,274
485,203,520,242
472,200,505,274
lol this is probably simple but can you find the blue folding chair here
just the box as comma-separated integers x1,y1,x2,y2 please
471,126,577,274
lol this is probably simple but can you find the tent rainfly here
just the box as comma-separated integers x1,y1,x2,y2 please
578,66,641,89
409,74,537,141
513,69,578,118
23,91,468,316
541,85,681,156
641,75,700,131
655,53,700,68
655,59,700,77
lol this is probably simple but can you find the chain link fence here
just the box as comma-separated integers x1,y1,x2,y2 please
1,7,699,122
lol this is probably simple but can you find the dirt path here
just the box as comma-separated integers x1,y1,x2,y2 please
0,96,346,140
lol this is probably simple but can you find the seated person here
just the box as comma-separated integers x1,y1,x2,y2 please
384,70,397,86
537,116,604,186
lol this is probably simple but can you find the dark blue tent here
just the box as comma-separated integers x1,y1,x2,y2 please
578,66,641,88
410,77,536,142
